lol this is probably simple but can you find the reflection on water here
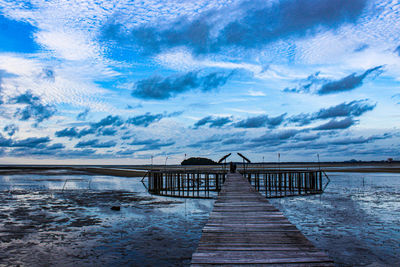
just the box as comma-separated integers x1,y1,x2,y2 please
0,174,214,266
269,172,400,266
1,172,400,266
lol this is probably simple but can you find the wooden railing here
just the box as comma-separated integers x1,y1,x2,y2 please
147,168,328,199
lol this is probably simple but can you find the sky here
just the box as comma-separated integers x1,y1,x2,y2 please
0,0,399,164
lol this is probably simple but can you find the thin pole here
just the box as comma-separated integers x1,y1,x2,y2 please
278,153,280,171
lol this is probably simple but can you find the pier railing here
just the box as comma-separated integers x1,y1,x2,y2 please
240,169,326,198
147,168,328,199
148,170,227,198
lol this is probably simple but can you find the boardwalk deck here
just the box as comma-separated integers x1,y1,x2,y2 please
191,173,334,266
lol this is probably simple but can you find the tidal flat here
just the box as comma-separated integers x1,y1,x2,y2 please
0,167,399,266
0,172,214,266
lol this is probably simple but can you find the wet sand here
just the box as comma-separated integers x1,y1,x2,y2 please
0,172,214,266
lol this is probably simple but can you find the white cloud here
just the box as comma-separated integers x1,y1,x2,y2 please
154,48,263,73
246,90,266,97
35,30,100,61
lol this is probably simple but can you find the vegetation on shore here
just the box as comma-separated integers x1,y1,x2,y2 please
181,157,218,165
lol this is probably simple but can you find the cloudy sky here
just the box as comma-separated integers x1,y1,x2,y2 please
0,0,399,164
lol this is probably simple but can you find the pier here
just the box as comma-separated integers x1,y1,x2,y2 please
147,168,328,198
191,173,334,266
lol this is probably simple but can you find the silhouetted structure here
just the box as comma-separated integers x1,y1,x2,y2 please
229,162,236,173
181,157,217,165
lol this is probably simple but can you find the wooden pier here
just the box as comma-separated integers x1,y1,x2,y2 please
147,169,327,199
191,173,333,266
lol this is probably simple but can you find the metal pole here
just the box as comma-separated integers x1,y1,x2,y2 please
278,153,280,171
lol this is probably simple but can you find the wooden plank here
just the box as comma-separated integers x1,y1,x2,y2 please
191,173,333,266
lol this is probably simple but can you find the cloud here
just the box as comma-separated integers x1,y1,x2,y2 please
313,117,356,130
129,138,160,146
98,127,117,136
392,94,400,105
9,147,98,158
75,139,117,148
284,66,383,95
126,103,143,109
318,66,383,95
132,70,234,100
55,127,81,138
187,132,246,149
3,124,18,136
140,140,175,151
11,91,56,125
46,143,65,150
91,115,123,129
78,127,97,137
57,111,178,141
288,99,375,126
222,137,246,145
40,68,55,81
234,113,286,128
104,0,366,55
287,113,313,126
0,69,18,104
315,100,375,118
240,129,302,149
328,133,391,145
247,90,266,96
6,141,67,157
279,132,393,151
283,72,322,93
129,138,175,151
12,137,50,148
194,115,233,128
395,45,400,56
57,115,124,139
0,134,12,147
354,43,369,52
55,126,96,139
252,129,301,144
295,133,321,141
126,112,163,127
76,108,90,120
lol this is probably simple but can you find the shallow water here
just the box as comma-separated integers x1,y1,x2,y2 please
269,172,400,266
0,174,214,266
1,172,399,266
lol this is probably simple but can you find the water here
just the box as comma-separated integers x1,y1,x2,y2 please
0,173,214,266
0,171,399,266
269,172,400,266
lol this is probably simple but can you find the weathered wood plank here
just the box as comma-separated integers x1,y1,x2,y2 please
191,173,333,266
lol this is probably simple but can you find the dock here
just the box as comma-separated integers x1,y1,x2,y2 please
191,173,334,266
147,168,327,198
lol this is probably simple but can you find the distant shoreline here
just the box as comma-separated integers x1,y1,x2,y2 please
1,162,400,175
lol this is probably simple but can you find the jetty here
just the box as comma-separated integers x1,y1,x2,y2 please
191,172,334,266
147,168,327,198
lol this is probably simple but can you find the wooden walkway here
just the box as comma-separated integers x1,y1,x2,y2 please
191,173,334,266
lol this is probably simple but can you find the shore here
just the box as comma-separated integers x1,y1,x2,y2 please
1,162,400,176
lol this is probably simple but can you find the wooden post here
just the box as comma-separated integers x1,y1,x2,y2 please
319,171,322,192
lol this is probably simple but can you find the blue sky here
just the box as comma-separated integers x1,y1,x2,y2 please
0,0,399,164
